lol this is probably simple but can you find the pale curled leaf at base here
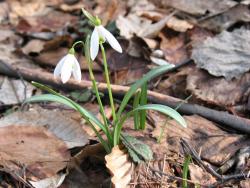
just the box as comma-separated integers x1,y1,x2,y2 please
105,146,134,188
29,172,66,188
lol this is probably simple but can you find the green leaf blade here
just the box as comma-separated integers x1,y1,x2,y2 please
25,94,106,134
134,104,187,128
133,91,141,130
139,83,147,129
114,103,186,146
117,65,174,119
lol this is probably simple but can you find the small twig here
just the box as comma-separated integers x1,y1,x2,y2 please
149,166,204,187
181,139,250,187
181,138,222,179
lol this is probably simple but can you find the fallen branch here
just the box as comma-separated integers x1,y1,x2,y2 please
1,60,250,134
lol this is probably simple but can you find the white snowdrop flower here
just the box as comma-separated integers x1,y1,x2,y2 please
53,48,81,83
90,25,122,60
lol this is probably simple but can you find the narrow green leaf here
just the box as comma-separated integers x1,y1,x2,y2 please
116,65,174,120
114,104,186,146
182,155,192,188
28,80,113,152
133,91,141,130
31,81,59,95
81,8,97,25
139,83,147,129
25,94,106,134
26,94,75,108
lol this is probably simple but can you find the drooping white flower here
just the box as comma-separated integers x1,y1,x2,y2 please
53,50,81,83
90,25,122,60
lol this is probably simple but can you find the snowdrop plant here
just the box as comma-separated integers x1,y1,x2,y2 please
26,9,186,154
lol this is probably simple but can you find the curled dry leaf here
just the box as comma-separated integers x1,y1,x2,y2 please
105,145,134,188
29,172,66,188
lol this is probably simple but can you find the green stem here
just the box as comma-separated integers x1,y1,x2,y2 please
100,43,117,122
87,60,113,145
72,41,85,49
84,37,113,147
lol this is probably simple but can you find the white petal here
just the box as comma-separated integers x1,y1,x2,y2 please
53,55,67,77
60,55,74,83
90,27,99,60
99,26,122,53
72,58,81,82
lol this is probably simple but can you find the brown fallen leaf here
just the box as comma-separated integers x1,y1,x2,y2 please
8,1,50,25
240,179,250,188
105,41,149,85
156,0,237,16
21,39,45,55
15,10,77,33
166,16,193,32
186,68,250,107
159,31,188,64
150,114,250,165
138,9,193,32
0,1,9,23
116,14,152,39
105,145,133,188
0,125,70,181
93,0,127,25
0,106,89,148
199,4,250,32
155,65,193,99
0,76,36,105
189,163,217,185
192,28,250,80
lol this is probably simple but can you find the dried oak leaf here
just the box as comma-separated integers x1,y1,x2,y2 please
192,28,250,80
0,126,70,181
186,68,250,106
